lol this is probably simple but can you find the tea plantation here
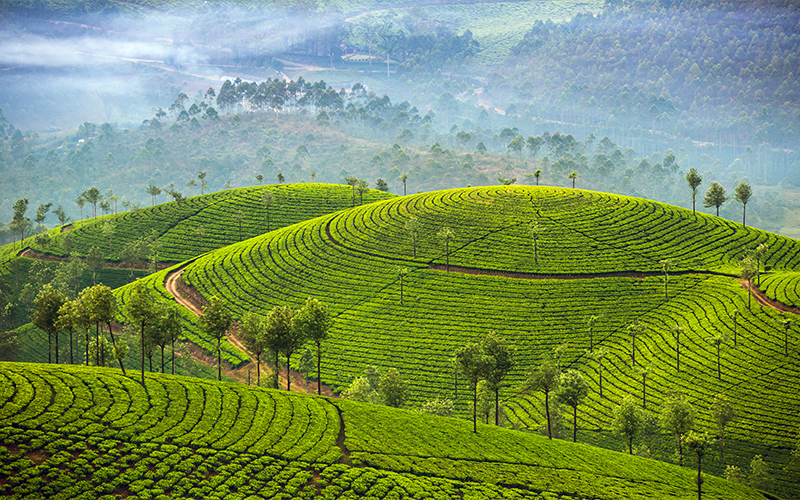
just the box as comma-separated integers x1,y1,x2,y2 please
0,362,770,500
172,185,800,494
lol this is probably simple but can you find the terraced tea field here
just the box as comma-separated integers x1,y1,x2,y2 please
0,363,770,499
172,186,800,493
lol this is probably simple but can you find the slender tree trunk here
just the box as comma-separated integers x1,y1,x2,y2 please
274,351,279,389
217,338,222,381
55,330,59,364
472,382,477,433
748,278,752,309
446,240,450,272
171,340,175,375
677,336,681,372
720,429,725,461
256,356,261,387
107,323,126,376
628,435,633,454
161,346,165,373
48,332,52,364
678,434,684,466
286,353,292,391
495,387,500,426
717,346,721,380
316,341,322,395
573,405,578,442
545,390,552,439
85,329,89,365
632,336,636,366
69,330,73,364
403,182,407,196
696,455,702,500
140,322,146,385
743,204,747,227
96,324,101,366
598,360,603,398
733,313,737,346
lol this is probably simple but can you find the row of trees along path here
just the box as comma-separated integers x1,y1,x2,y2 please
164,265,337,396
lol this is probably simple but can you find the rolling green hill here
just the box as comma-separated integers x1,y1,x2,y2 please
164,185,799,494
0,362,771,500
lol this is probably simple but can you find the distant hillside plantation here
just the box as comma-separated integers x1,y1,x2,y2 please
0,363,771,499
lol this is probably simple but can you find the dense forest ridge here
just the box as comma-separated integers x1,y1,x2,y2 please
0,362,773,500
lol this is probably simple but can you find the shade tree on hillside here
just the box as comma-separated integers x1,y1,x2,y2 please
379,367,408,408
587,315,599,352
703,182,728,217
554,369,589,442
528,220,542,266
200,295,234,382
32,284,67,364
683,431,714,500
712,394,736,462
685,168,702,218
635,364,653,409
260,190,275,231
453,342,491,433
437,226,455,272
482,332,515,426
394,266,409,305
672,325,685,372
754,243,769,286
778,318,794,357
292,297,333,395
626,320,646,366
400,172,409,195
241,311,268,387
707,332,729,380
590,347,609,398
523,358,560,440
613,395,642,454
660,392,696,466
740,254,758,310
125,280,159,384
159,303,182,375
404,216,421,258
568,170,581,188
55,299,81,365
734,182,752,227
660,259,672,299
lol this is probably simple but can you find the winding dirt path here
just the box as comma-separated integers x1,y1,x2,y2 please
739,279,800,315
163,266,337,395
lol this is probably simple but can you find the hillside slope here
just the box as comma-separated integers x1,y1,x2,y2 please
0,362,769,500
172,185,800,493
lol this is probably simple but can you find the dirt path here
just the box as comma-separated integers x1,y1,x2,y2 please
163,266,337,396
739,279,800,315
19,247,173,271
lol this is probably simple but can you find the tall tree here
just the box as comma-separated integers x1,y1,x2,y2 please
707,332,728,380
356,179,369,205
345,176,358,206
587,314,599,352
482,332,515,426
380,367,408,407
733,182,752,227
740,254,758,310
672,325,684,372
160,304,182,375
123,280,158,384
200,296,234,381
533,168,542,186
11,198,30,246
86,285,125,375
292,297,333,395
754,243,769,286
712,394,736,462
555,369,589,442
197,171,208,195
613,395,642,454
636,364,653,409
437,227,455,272
86,246,104,286
146,184,161,206
82,187,102,218
685,168,703,218
660,392,695,466
779,318,793,356
55,300,79,364
453,342,490,433
568,170,581,188
626,320,646,366
524,359,560,439
32,285,67,364
684,431,714,500
591,347,609,398
703,182,728,217
234,210,245,241
404,216,421,258
400,172,409,195
241,311,267,387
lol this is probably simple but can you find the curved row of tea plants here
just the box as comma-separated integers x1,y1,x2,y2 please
178,186,800,495
0,363,770,500
27,183,394,263
759,272,800,309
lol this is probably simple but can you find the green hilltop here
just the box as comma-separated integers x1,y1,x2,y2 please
0,362,771,500
165,185,799,494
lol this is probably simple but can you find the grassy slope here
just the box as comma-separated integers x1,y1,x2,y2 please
0,362,769,500
174,185,800,494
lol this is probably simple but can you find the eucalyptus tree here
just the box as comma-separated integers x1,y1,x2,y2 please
568,170,581,188
76,196,86,220
672,325,685,372
740,254,758,309
591,347,609,398
755,243,768,286
659,259,672,299
11,198,30,245
587,315,599,351
482,332,515,426
532,168,542,185
124,280,158,384
241,311,267,387
234,210,245,241
345,176,358,205
707,332,729,380
159,303,182,375
400,172,409,195
660,392,695,466
453,342,490,433
635,363,653,409
733,182,752,227
528,220,542,266
197,171,208,194
524,358,560,439
87,284,124,375
685,168,703,217
731,309,740,346
32,284,67,364
703,182,728,217
684,431,714,500
404,216,421,258
82,187,102,218
55,299,79,364
613,395,642,454
356,178,369,205
712,394,736,462
555,369,589,442
626,320,646,366
437,227,455,272
146,184,161,206
293,297,333,395
200,295,234,381
102,220,116,254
